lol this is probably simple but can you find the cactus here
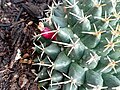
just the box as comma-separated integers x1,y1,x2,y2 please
33,0,120,90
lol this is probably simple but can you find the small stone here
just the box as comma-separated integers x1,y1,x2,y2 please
23,53,30,59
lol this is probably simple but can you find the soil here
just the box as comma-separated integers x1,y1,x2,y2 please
0,0,55,90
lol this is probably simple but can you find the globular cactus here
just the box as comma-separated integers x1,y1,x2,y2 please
33,0,120,90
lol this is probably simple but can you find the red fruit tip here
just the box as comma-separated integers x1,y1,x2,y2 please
38,22,44,30
41,27,56,40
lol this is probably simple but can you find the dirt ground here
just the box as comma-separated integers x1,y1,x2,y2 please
0,0,55,90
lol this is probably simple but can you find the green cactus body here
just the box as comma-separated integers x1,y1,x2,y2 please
33,0,120,90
